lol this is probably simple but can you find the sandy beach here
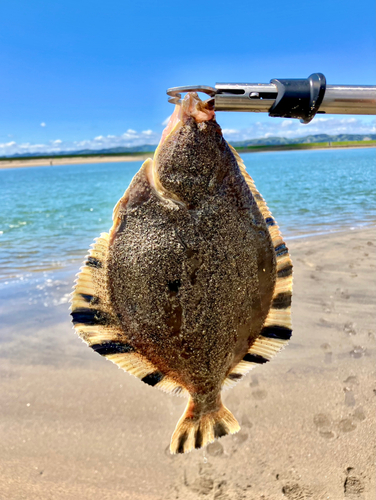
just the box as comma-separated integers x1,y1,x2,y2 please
0,226,375,499
0,154,152,170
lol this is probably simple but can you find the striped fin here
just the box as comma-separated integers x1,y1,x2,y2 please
223,146,293,388
71,162,187,397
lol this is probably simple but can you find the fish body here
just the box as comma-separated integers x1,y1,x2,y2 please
71,93,293,453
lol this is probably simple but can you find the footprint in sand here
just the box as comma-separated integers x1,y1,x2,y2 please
344,467,365,498
350,346,367,358
190,474,214,495
182,464,215,496
343,376,359,386
320,299,332,314
231,430,248,446
336,287,350,300
338,418,357,433
320,343,332,364
344,322,357,336
282,483,314,499
344,387,356,407
240,413,253,429
252,389,267,400
207,441,224,457
319,318,331,328
313,413,336,439
353,406,366,421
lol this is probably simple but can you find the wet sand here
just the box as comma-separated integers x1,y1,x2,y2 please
0,227,375,499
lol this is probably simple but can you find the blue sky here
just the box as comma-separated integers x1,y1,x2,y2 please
1,0,375,155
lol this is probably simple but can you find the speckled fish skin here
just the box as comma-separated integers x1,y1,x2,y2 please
71,93,293,454
109,117,276,399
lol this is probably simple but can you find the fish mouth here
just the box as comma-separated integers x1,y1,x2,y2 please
157,92,216,152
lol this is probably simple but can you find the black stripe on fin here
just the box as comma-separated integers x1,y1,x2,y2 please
80,293,99,305
243,353,269,364
86,256,102,268
71,307,110,326
277,264,293,278
228,373,242,380
265,217,275,227
141,371,164,387
195,427,203,449
261,325,292,340
272,292,292,309
214,421,228,438
91,342,135,356
177,432,188,454
275,243,288,257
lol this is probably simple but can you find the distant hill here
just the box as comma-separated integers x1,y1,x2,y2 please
231,134,376,148
2,134,375,159
6,145,157,158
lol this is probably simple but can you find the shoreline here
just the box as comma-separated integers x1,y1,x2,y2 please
0,153,152,170
0,143,374,170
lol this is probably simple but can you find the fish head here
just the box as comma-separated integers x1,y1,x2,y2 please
153,93,236,208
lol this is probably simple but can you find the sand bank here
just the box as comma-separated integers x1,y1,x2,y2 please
0,227,375,499
0,154,152,170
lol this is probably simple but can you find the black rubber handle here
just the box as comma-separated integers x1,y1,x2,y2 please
268,73,327,123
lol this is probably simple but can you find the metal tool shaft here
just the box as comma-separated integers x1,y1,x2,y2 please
215,83,376,115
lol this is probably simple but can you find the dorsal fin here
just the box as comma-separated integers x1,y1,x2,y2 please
70,159,187,397
223,146,293,389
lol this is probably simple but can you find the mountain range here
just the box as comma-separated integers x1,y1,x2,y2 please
3,134,375,158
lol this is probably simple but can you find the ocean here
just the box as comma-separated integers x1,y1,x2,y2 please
1,147,375,289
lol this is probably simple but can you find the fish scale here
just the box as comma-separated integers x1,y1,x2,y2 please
71,92,293,454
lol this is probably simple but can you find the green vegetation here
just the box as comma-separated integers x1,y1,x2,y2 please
235,140,376,153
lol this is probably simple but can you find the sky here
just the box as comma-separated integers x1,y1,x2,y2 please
0,0,375,156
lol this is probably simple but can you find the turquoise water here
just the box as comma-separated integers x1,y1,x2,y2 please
0,147,375,283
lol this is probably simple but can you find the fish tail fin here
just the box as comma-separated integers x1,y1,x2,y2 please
170,396,240,454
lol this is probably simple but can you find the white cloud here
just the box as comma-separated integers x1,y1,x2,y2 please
281,120,294,128
0,129,160,156
222,128,239,135
40,122,46,127
221,117,376,142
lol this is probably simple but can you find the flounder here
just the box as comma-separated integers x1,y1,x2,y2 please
71,93,293,454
